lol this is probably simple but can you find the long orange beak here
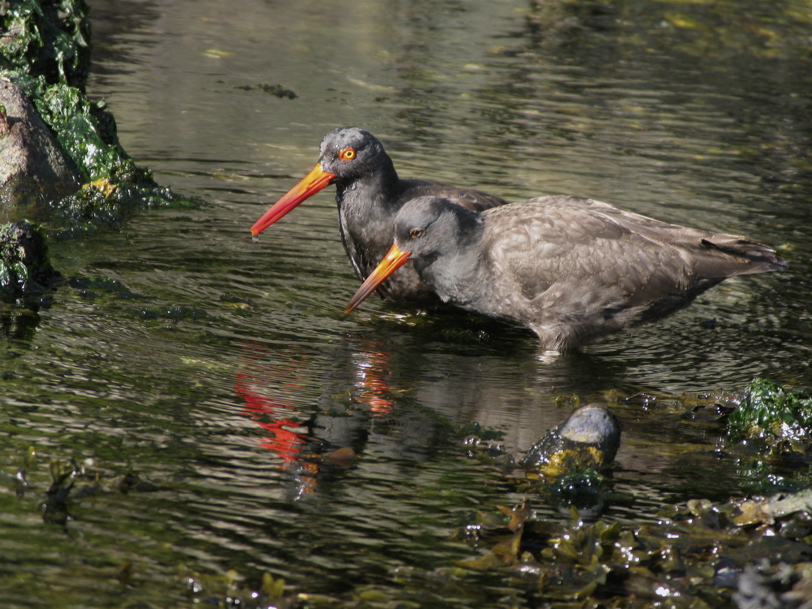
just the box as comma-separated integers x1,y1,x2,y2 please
250,163,337,236
344,243,412,313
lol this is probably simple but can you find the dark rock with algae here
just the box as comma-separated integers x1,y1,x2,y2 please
0,220,59,300
522,403,621,477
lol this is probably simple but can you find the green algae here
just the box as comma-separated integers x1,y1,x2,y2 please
33,80,132,182
453,492,812,609
0,0,90,89
728,377,812,446
725,378,812,496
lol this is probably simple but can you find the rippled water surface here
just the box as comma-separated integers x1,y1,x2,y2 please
2,0,812,606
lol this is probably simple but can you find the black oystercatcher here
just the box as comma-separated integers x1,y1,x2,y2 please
344,196,787,352
250,127,507,306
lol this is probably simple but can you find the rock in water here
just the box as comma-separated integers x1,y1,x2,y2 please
0,221,60,299
0,79,83,216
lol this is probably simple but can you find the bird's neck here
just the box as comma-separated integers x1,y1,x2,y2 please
333,163,403,280
336,173,399,239
335,156,401,212
419,229,492,311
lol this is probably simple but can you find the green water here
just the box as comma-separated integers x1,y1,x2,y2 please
2,0,812,606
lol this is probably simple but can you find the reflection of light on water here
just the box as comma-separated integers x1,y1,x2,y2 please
536,349,563,364
655,585,676,598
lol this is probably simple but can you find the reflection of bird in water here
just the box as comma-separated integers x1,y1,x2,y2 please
235,344,352,500
250,127,507,307
234,344,312,464
233,342,402,500
351,347,395,416
346,196,787,352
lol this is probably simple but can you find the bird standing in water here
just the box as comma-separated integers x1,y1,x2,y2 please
250,127,507,307
345,195,787,352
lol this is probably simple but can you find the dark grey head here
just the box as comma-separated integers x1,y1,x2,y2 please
317,127,395,184
343,196,486,314
393,196,484,267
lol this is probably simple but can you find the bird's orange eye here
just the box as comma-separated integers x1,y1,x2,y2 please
409,228,425,239
339,148,357,161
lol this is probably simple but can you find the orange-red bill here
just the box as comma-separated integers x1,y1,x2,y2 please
250,163,337,236
344,243,412,314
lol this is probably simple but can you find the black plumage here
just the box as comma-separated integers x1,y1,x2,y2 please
251,127,507,306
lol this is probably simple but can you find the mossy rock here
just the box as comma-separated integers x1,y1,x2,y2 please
1,1,199,235
521,404,621,511
0,220,59,299
522,404,621,477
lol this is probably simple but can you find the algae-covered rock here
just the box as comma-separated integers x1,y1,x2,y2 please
0,0,197,234
23,75,140,183
0,78,83,214
522,404,621,477
521,404,621,513
0,220,59,299
4,71,198,236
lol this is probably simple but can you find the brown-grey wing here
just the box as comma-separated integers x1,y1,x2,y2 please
481,196,696,309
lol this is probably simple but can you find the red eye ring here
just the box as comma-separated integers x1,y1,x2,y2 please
339,148,357,161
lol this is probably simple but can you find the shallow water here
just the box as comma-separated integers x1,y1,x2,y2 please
2,0,812,606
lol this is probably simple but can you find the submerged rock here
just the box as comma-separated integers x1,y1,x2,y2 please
0,78,83,216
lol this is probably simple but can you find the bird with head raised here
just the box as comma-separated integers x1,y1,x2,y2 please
250,127,507,307
345,195,787,353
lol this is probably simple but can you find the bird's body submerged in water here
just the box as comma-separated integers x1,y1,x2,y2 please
250,127,507,307
345,195,787,352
